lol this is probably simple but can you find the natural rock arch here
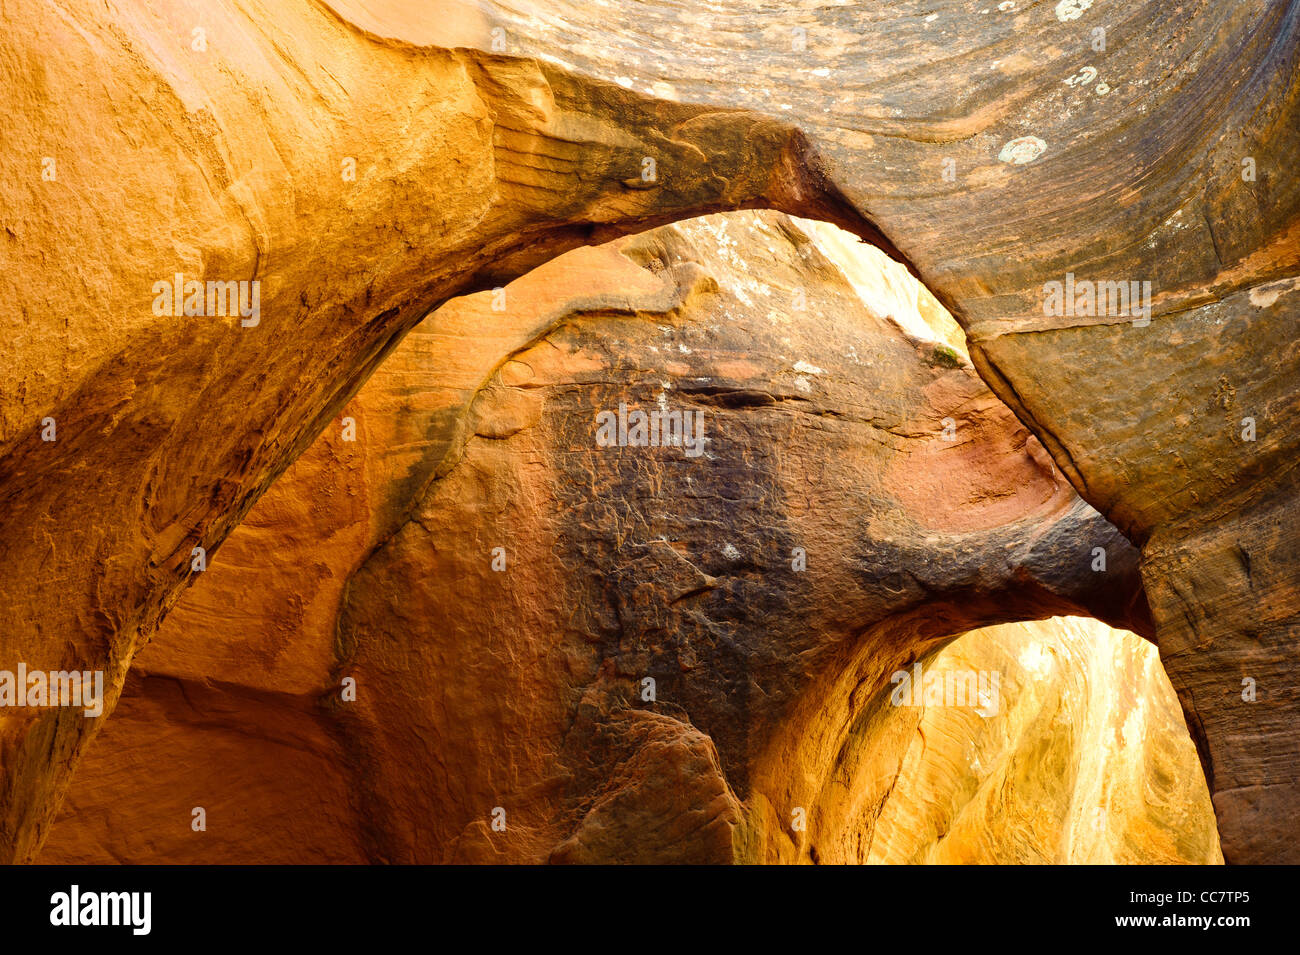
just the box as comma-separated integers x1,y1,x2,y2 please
1,0,1296,862
42,212,1172,863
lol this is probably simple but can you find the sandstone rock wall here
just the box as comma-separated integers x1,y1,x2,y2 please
867,617,1221,866
3,0,1295,862
0,1,863,860
40,212,1213,864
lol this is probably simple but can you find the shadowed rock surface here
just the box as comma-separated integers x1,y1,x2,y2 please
37,212,1205,865
3,0,1296,861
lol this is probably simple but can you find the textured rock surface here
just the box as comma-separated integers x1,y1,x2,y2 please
868,617,1221,866
321,0,1300,865
0,2,866,861
40,212,1195,865
3,0,1295,862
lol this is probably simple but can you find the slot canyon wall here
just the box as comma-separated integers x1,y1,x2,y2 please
1,0,1296,862
39,213,1214,864
869,617,1220,865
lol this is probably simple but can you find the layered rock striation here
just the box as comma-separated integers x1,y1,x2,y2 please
3,0,1295,861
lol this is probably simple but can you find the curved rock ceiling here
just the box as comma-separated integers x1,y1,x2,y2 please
0,0,1296,863
38,212,1202,864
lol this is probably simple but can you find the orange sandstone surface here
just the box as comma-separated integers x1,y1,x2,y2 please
39,214,1213,864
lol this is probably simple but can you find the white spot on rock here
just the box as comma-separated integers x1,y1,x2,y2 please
1055,0,1093,22
1250,277,1300,308
722,543,742,560
650,80,678,101
793,360,824,375
998,136,1047,164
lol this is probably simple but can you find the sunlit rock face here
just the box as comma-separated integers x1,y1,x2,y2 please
0,5,864,861
38,212,1195,865
867,617,1222,866
3,0,1295,863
